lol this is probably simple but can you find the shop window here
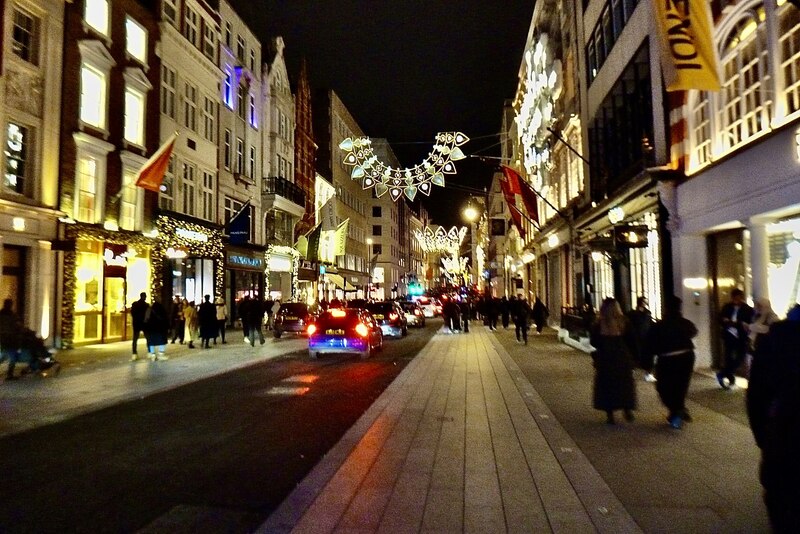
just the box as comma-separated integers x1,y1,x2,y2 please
766,218,800,317
84,0,109,36
74,240,103,343
12,8,39,66
125,17,147,64
628,213,662,319
4,122,31,196
171,258,214,304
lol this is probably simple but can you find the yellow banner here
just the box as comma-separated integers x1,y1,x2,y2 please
654,0,721,91
334,218,349,256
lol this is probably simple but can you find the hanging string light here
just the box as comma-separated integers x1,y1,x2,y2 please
339,132,469,201
413,226,468,255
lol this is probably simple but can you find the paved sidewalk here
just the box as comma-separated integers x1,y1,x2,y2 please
0,330,306,437
260,326,642,533
260,324,769,534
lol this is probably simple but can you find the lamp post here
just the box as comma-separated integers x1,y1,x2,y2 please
366,238,373,299
463,200,481,292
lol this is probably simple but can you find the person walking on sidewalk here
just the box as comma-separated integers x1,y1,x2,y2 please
460,299,471,333
170,297,185,344
590,297,637,424
214,296,228,344
531,296,549,335
183,301,198,349
718,288,754,389
198,295,216,349
487,297,499,331
513,296,532,345
627,296,656,382
747,304,800,532
645,296,698,429
130,292,149,360
247,296,266,346
500,296,511,329
0,299,22,380
238,295,251,344
144,299,169,361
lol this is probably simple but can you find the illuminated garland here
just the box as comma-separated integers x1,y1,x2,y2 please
339,132,469,201
265,245,301,301
60,223,157,349
155,215,225,298
413,226,468,255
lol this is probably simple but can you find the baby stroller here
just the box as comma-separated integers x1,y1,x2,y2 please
9,328,60,379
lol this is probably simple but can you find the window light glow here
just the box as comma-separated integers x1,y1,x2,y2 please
80,65,106,128
85,0,109,36
124,88,145,145
12,217,25,231
125,17,147,62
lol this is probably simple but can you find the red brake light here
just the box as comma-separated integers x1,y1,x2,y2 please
355,323,369,337
389,312,399,320
414,309,421,315
307,324,317,335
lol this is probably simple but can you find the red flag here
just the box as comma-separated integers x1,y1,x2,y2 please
500,166,525,239
503,165,540,225
135,133,177,192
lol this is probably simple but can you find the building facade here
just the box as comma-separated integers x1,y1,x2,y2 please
369,139,403,300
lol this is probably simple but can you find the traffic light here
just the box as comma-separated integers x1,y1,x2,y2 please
614,225,649,248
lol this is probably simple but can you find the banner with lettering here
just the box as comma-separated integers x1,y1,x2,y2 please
654,0,721,91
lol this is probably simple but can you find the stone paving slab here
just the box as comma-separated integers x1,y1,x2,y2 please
259,327,642,534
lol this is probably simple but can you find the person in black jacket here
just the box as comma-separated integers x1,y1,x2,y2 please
717,288,754,389
500,296,511,329
130,293,150,360
198,295,217,349
627,296,656,381
531,296,549,335
645,296,698,429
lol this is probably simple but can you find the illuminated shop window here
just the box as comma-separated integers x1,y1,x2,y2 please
767,218,800,317
124,87,145,145
74,240,103,343
80,64,107,128
84,0,109,36
125,17,147,63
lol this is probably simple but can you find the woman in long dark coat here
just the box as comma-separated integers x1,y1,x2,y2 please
144,300,170,361
590,297,637,424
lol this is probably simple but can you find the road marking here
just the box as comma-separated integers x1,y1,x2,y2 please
282,374,319,384
262,386,310,396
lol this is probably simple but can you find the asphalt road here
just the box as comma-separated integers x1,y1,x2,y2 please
0,320,441,534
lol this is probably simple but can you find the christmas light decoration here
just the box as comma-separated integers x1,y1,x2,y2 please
413,226,468,255
265,245,300,301
155,215,225,298
339,132,469,201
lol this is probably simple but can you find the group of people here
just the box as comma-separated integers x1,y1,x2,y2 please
236,296,281,347
0,299,54,380
468,295,549,343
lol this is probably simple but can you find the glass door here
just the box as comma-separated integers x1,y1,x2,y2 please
103,277,127,342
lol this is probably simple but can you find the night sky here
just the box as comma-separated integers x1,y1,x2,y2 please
230,1,534,226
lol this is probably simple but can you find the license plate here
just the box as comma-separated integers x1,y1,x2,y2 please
374,314,384,319
285,316,297,320
325,329,345,335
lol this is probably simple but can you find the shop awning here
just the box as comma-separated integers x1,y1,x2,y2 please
344,281,357,291
327,273,345,289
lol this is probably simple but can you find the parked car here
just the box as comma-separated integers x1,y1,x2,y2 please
417,297,442,318
365,301,408,337
346,298,369,309
307,308,383,359
400,301,426,327
273,303,315,338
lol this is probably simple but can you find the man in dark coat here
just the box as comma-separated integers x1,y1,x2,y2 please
748,304,800,533
144,299,170,361
645,296,698,429
532,296,549,334
247,297,266,346
627,296,655,381
717,288,754,389
460,299,471,333
487,298,499,331
130,292,150,360
500,296,510,329
198,295,217,349
512,296,532,345
238,296,251,343
0,299,22,380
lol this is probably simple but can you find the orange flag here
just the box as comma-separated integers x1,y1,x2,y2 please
135,133,177,192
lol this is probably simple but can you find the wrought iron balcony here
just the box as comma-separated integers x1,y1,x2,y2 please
262,176,306,209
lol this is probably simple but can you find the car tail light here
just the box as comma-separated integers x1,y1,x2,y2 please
389,312,399,321
414,309,421,316
355,323,369,337
307,324,317,335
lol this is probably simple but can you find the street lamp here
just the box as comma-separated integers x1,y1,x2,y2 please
366,238,373,299
462,199,484,291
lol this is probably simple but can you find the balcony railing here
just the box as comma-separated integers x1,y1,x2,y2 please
263,176,306,208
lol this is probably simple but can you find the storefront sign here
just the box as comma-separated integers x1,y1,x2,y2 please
166,247,188,259
176,228,209,242
267,254,292,272
228,253,264,271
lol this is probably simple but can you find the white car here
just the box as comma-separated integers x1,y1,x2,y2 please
417,297,441,318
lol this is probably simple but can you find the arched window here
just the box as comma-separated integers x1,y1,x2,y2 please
717,8,771,150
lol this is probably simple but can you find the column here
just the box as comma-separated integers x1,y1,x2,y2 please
36,240,55,341
748,219,770,302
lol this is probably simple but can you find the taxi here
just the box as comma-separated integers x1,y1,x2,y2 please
307,308,383,359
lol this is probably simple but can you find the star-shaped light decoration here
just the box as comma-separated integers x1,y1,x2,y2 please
339,132,469,201
413,226,468,255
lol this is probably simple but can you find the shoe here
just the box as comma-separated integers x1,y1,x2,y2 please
156,354,169,361
244,337,250,344
716,372,728,389
668,415,683,429
260,338,265,345
681,410,693,422
148,354,156,361
188,342,194,349
624,409,635,422
644,373,657,383
222,341,227,344
606,412,616,425
130,354,138,361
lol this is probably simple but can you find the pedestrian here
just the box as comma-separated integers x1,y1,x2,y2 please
500,296,510,329
717,288,754,389
513,296,532,345
265,297,275,329
747,304,800,532
487,297,499,331
198,295,216,349
460,299,471,333
590,297,637,425
247,295,266,346
746,298,781,445
183,301,198,349
627,296,656,382
645,296,698,429
531,296,549,335
0,299,22,381
143,298,169,361
214,296,228,344
171,298,186,344
271,298,281,325
129,292,149,360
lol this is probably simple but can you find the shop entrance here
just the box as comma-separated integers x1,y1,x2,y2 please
709,228,747,369
103,277,127,342
1,245,26,319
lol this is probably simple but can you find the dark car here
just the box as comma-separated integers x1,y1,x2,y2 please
307,308,383,359
400,301,426,328
273,303,314,338
365,301,408,338
346,299,369,309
